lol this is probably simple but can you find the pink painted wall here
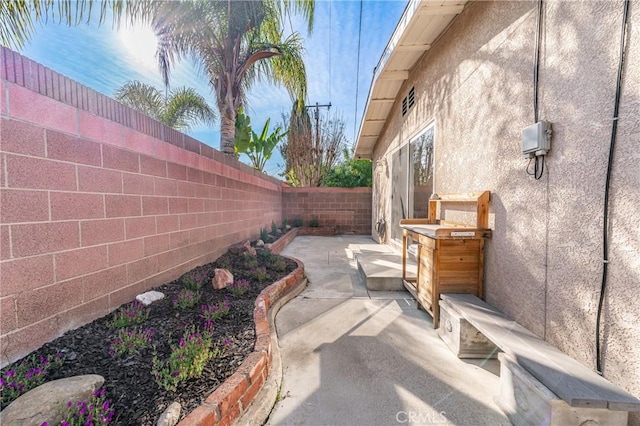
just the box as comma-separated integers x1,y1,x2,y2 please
0,48,284,366
282,187,372,235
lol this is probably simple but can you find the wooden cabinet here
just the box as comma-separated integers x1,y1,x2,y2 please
400,191,491,328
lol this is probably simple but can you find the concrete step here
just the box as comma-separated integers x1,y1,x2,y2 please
346,242,395,260
355,252,417,291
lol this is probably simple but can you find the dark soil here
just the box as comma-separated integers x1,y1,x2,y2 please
0,248,297,425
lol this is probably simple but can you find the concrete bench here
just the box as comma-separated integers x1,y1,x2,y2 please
438,293,640,426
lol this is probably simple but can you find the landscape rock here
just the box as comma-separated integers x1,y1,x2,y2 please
156,402,181,426
229,240,254,255
243,240,257,256
213,269,234,290
256,239,265,247
136,291,165,306
285,224,292,230
0,375,104,425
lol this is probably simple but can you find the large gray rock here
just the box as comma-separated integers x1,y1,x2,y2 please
0,374,104,425
156,401,181,426
136,290,165,306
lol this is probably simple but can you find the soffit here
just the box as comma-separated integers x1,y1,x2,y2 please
354,0,467,158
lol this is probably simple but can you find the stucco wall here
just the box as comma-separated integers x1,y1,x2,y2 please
371,0,639,419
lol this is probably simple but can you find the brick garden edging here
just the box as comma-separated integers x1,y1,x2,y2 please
264,228,298,254
178,256,305,426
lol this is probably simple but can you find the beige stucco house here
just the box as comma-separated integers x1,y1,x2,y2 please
355,0,639,423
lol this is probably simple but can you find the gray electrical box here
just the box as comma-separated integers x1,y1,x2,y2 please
522,121,551,157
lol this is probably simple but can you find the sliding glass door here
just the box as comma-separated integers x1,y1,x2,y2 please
389,124,435,244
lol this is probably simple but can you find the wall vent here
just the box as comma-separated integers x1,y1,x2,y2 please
402,86,415,117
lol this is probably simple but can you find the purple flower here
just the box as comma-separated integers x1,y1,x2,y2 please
41,423,48,426
5,370,15,377
173,370,180,377
103,399,110,411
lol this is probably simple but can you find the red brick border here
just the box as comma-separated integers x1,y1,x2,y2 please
264,228,298,254
178,256,305,426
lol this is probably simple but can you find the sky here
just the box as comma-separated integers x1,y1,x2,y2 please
18,1,407,178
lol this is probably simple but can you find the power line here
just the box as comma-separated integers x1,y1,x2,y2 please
329,0,332,101
353,0,363,144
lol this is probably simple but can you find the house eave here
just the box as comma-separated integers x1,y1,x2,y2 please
354,0,467,159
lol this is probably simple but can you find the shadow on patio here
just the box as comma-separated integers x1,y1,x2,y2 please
269,236,509,425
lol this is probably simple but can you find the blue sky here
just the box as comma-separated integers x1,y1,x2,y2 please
19,1,407,177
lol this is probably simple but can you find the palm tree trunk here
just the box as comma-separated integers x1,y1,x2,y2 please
220,112,236,155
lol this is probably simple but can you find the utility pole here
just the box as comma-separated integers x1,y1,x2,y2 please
304,102,331,152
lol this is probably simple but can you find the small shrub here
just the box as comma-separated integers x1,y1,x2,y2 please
53,388,115,425
252,266,269,282
107,301,149,328
242,252,259,269
308,217,320,227
200,299,231,329
181,270,208,290
260,227,269,242
270,259,288,273
257,249,277,263
173,289,202,309
281,218,288,229
293,217,303,227
152,326,220,391
271,220,278,235
109,328,154,357
228,279,252,296
216,257,232,270
0,353,63,405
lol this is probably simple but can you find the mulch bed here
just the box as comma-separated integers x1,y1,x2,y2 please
0,248,297,425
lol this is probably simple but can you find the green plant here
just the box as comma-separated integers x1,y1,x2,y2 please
271,220,278,235
281,218,288,229
252,267,269,282
242,252,259,269
228,279,252,297
181,270,209,290
293,217,304,227
152,326,218,391
270,259,288,273
200,299,231,329
216,257,232,270
173,289,202,309
309,217,320,227
107,301,149,328
257,249,277,263
260,227,269,242
235,110,288,171
52,388,115,425
0,353,64,405
109,328,154,357
323,147,373,187
115,81,216,132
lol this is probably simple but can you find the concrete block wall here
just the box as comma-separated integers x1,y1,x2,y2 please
282,187,372,235
0,47,283,366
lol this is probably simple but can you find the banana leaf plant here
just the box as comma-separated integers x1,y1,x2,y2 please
234,109,286,172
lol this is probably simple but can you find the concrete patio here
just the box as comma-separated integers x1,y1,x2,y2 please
269,235,510,425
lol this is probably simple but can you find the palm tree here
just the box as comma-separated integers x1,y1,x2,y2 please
1,0,153,50
149,0,314,155
115,81,216,132
3,0,313,155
